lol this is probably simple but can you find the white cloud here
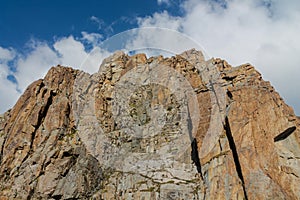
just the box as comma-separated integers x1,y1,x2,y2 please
81,31,103,45
0,46,15,61
0,47,19,112
124,27,207,58
136,0,300,114
137,11,182,30
54,36,88,68
15,42,59,92
0,73,20,113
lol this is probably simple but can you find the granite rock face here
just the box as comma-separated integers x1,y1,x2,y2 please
0,49,299,199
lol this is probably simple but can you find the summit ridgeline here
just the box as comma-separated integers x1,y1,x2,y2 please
0,49,299,199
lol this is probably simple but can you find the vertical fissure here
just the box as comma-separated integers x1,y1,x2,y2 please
191,138,203,177
224,116,248,200
186,95,204,179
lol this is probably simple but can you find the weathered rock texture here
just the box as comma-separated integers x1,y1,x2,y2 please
0,49,299,199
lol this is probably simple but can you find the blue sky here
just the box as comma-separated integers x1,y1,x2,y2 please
0,0,299,114
0,0,182,48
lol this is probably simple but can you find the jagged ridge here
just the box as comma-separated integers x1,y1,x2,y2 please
0,49,299,199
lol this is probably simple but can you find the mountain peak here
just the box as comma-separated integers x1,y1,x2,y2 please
0,50,299,199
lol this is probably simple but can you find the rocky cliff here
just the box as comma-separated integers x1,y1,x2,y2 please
0,49,299,199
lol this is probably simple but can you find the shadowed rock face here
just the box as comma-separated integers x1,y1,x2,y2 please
0,49,299,199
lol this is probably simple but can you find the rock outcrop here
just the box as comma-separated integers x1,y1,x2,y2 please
0,49,299,199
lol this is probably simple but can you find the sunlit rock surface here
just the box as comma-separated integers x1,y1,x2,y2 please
0,50,299,199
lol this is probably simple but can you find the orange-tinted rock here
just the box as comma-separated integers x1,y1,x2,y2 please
0,50,299,199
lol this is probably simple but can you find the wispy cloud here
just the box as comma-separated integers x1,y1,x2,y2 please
90,16,105,30
81,31,103,45
0,47,15,62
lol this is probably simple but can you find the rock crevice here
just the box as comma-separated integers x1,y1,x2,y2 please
274,126,297,142
224,116,248,200
0,50,299,199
